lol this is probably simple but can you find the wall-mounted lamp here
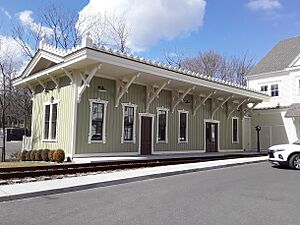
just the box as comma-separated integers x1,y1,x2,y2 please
98,85,107,93
184,99,190,104
50,96,54,103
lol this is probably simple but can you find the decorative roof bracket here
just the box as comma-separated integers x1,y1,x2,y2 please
211,95,234,119
78,63,102,102
115,72,140,107
49,74,59,89
35,78,46,92
62,68,74,84
146,80,171,112
171,86,195,112
227,98,250,119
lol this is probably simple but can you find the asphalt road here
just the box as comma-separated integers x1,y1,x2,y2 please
0,162,299,225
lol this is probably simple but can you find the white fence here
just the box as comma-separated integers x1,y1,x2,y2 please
22,136,32,151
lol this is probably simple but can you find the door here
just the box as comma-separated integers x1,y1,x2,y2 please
206,122,218,152
141,116,152,155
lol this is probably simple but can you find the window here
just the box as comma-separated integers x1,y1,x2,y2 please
89,99,108,143
178,110,188,143
298,80,300,93
157,108,168,143
122,103,137,143
232,117,238,143
260,85,268,92
271,84,279,96
43,101,58,140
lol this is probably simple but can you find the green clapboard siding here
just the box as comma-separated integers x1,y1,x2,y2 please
74,76,243,155
31,76,74,155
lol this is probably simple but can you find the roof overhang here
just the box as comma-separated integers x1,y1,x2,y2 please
13,47,270,103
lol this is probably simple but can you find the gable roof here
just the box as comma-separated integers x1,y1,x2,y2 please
249,36,300,75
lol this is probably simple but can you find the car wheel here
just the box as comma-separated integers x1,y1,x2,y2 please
289,154,300,170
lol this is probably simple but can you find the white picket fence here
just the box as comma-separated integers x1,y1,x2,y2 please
22,136,32,151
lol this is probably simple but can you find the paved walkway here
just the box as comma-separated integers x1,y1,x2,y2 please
73,151,267,163
0,155,268,202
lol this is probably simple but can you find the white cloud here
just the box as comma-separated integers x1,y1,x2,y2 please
0,34,28,71
18,10,52,36
246,0,282,11
78,0,206,52
0,8,12,19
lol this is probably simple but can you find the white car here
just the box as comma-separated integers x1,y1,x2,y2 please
268,140,300,169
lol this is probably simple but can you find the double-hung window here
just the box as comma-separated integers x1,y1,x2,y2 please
232,117,239,143
157,108,168,143
260,85,268,93
271,84,279,97
122,103,137,143
43,101,58,141
89,99,108,143
178,110,188,143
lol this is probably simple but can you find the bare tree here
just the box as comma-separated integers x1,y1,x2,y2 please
164,49,254,85
163,47,186,68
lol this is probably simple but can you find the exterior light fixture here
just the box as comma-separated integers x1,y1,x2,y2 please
50,96,54,103
98,85,107,93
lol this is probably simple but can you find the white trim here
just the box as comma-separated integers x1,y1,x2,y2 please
73,152,138,157
204,119,220,152
42,99,59,142
218,149,243,152
138,113,155,154
121,103,137,144
70,74,79,157
178,109,189,143
231,117,239,144
88,99,108,144
156,107,169,144
153,150,205,154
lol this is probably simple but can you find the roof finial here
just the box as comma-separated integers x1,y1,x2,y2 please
39,32,47,49
82,31,93,48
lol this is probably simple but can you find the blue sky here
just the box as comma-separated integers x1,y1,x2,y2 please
1,0,300,64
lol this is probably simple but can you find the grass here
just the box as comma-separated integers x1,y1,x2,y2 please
0,161,50,168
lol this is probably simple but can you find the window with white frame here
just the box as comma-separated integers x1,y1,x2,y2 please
298,80,300,93
157,108,168,143
271,84,279,97
122,103,137,143
89,99,108,143
260,85,268,93
178,110,188,143
43,101,58,140
232,117,238,143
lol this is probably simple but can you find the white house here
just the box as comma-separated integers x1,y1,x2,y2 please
248,36,300,150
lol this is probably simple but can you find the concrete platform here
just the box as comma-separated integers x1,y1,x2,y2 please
0,155,268,202
73,151,267,163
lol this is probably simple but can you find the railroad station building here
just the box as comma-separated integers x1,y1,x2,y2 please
13,33,269,160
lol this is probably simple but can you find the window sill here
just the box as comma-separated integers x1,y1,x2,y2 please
157,141,168,144
232,141,239,144
88,140,106,144
42,139,57,143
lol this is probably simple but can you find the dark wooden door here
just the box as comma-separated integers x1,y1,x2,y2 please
141,116,152,155
206,122,218,152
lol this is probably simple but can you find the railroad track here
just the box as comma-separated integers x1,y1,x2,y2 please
0,154,266,180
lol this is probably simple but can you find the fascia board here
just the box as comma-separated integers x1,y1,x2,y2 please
13,49,88,86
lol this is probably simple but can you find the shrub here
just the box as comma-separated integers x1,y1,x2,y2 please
20,150,27,161
41,149,50,161
48,150,55,162
10,151,21,161
53,149,65,163
30,150,37,161
26,150,31,161
35,149,43,161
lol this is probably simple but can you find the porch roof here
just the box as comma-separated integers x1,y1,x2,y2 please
13,36,270,103
285,103,300,118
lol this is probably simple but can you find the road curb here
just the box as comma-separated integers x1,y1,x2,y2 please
0,158,266,202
